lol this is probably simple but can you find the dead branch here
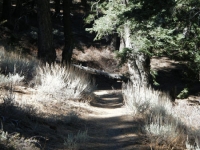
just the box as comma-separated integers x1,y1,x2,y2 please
73,64,128,82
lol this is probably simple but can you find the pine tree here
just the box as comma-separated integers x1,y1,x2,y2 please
86,0,200,85
36,0,56,63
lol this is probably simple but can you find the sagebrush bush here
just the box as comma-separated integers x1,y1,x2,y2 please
34,63,95,101
122,82,200,149
145,108,185,149
0,73,24,88
64,130,89,150
0,129,40,150
0,50,38,81
122,82,173,115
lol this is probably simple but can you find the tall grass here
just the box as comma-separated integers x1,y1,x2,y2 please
122,82,200,149
0,49,38,81
122,82,173,115
34,63,95,102
64,130,89,150
0,82,40,150
0,48,94,149
0,130,40,150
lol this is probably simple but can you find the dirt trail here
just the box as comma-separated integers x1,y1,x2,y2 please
81,90,148,150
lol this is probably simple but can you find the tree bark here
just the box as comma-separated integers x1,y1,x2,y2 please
1,0,11,22
110,33,120,51
36,0,56,63
62,0,73,64
31,0,35,9
55,0,61,15
13,0,22,18
120,22,150,87
82,0,88,10
73,64,129,82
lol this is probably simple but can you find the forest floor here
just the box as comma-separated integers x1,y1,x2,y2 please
0,55,198,150
4,73,149,150
80,90,148,150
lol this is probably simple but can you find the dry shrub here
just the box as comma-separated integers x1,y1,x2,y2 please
122,82,173,115
0,130,40,150
145,107,185,149
34,63,95,102
122,82,200,149
64,129,89,150
0,49,38,81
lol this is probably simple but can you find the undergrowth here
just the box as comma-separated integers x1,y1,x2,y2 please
0,49,38,81
0,48,95,149
33,63,95,102
64,130,89,150
123,82,200,149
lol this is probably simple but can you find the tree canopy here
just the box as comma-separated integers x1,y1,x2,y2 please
86,0,200,80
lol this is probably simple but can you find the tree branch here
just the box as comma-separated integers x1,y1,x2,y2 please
73,64,129,82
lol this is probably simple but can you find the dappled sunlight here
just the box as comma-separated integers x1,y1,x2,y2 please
0,0,199,149
83,115,147,150
91,90,124,109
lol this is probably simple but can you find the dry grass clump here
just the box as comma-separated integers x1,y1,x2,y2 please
0,49,38,81
33,63,95,102
145,108,185,149
0,130,40,150
122,82,200,149
0,73,24,90
64,129,89,150
0,82,86,150
122,82,173,115
0,84,41,150
173,102,200,129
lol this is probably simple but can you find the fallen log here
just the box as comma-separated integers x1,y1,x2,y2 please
73,64,129,82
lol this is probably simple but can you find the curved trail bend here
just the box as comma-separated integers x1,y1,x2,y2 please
82,90,148,150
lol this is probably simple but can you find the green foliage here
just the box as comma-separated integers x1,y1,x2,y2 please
177,88,189,99
150,70,159,86
115,48,132,65
86,0,200,80
0,51,38,81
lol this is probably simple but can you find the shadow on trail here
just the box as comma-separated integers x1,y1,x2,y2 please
86,75,149,149
83,115,148,150
90,73,124,108
90,92,124,108
94,74,123,90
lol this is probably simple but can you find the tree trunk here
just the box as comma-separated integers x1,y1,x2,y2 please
55,0,61,15
62,0,73,64
82,0,88,9
120,22,150,87
36,0,56,63
110,33,120,51
13,0,22,18
1,0,11,22
31,0,35,9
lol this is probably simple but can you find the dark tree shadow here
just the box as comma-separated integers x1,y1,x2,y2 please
90,92,123,108
83,115,148,150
